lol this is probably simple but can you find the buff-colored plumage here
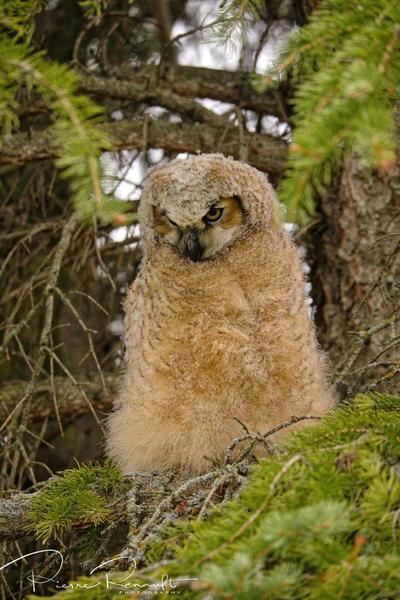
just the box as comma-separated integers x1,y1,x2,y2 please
106,153,334,474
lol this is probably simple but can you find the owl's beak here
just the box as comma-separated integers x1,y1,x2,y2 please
181,227,203,262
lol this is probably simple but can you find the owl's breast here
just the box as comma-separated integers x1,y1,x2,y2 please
123,254,269,394
186,274,251,315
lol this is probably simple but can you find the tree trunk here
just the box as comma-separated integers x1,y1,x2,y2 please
304,154,400,396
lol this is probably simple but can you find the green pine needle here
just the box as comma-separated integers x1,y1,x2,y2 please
26,461,125,542
255,0,400,224
0,2,132,224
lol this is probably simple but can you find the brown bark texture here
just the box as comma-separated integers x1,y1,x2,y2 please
0,119,288,178
304,155,400,395
0,375,116,424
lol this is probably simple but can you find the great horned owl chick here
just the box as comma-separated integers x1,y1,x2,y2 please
106,154,334,474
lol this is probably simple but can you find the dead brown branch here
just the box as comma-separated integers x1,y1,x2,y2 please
0,374,117,426
1,215,79,492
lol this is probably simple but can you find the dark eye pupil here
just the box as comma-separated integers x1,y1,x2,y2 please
203,206,223,223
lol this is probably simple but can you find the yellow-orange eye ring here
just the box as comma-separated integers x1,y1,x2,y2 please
204,206,223,224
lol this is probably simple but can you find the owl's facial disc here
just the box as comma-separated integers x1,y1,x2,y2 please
153,196,245,261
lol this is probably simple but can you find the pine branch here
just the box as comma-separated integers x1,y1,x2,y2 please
78,74,228,127
0,40,125,223
256,0,400,223
8,393,400,598
0,119,288,177
102,64,288,118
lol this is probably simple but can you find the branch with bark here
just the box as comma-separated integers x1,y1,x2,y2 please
0,119,288,176
0,375,117,425
0,412,313,545
98,65,288,118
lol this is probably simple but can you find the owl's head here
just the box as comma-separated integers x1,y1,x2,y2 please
139,153,278,262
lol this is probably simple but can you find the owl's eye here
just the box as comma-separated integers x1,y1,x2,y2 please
203,206,223,224
166,215,178,227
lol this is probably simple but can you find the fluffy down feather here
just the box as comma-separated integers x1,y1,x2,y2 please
106,154,334,473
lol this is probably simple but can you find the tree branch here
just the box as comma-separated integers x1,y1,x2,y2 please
99,64,287,118
0,493,35,541
0,119,288,176
0,375,118,425
79,73,228,127
18,68,287,124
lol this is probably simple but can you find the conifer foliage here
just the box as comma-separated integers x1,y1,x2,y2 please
33,393,400,599
256,0,400,223
0,0,127,223
26,461,125,543
152,393,400,599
